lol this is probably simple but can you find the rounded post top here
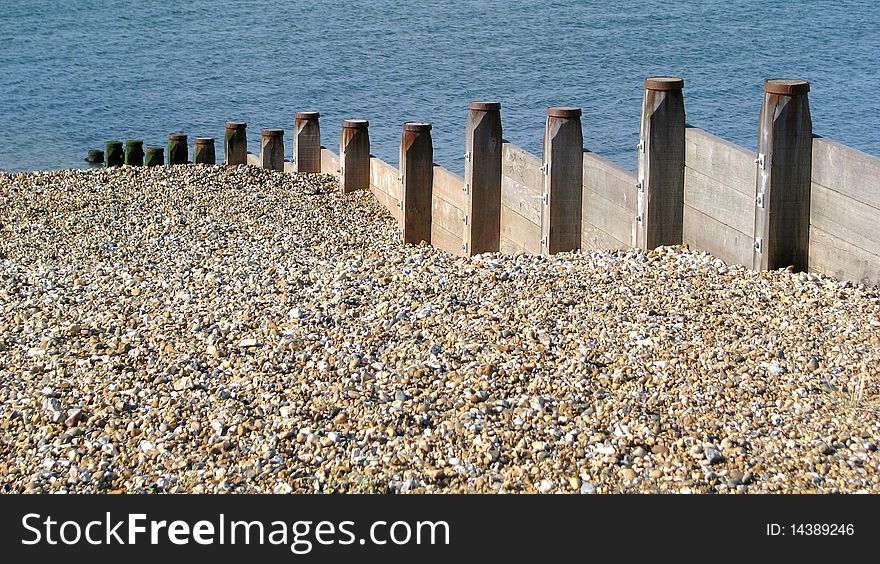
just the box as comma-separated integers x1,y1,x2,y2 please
145,146,164,153
547,107,582,119
225,121,247,130
763,78,810,96
125,139,143,145
106,140,122,146
168,133,187,141
194,137,214,144
342,119,369,129
644,76,684,91
469,101,501,112
403,122,432,132
261,128,284,138
296,111,320,120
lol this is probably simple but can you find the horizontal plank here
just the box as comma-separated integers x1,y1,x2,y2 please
369,157,402,222
321,148,340,176
432,195,465,239
684,166,755,236
683,204,753,267
501,175,542,226
247,152,260,167
431,222,465,256
582,150,638,212
810,182,880,255
582,222,629,251
500,236,525,255
811,137,880,209
809,227,880,286
371,184,402,223
501,204,541,255
502,142,543,194
432,165,467,211
685,127,755,196
582,186,635,249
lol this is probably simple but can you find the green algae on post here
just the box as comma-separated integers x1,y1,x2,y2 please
145,146,164,167
124,140,145,166
193,138,216,164
85,149,104,164
167,133,188,165
104,140,123,167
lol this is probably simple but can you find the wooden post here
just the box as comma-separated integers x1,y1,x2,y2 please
400,122,433,245
541,107,583,255
167,133,188,164
224,121,247,165
636,76,685,250
145,146,164,167
105,140,123,167
463,101,502,255
339,119,370,192
193,137,216,164
753,79,812,272
124,139,144,166
294,111,321,173
260,128,285,171
86,149,104,164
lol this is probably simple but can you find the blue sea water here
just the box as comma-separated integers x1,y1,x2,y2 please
0,0,878,173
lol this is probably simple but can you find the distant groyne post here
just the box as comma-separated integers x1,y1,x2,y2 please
167,133,188,165
294,112,321,173
105,140,123,167
400,122,434,245
193,137,216,164
752,79,812,272
145,146,164,167
260,128,285,171
224,122,248,165
541,107,583,255
464,101,503,255
637,76,686,250
339,119,370,192
124,139,144,166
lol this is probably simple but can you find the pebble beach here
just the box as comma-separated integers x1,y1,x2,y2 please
1,165,878,494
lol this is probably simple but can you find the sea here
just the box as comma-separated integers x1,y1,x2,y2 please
1,0,878,174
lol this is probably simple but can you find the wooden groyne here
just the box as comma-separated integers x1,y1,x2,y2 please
94,76,880,286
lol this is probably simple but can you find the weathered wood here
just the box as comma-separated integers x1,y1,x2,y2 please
193,138,215,164
542,107,583,255
637,76,685,250
501,204,542,255
321,148,340,177
86,149,104,164
583,150,637,212
502,175,541,226
105,140,123,167
433,165,467,210
432,189,466,239
810,182,880,259
224,121,247,165
809,228,880,286
260,129,285,171
124,139,144,166
167,133,188,165
144,146,164,167
294,112,321,173
464,101,502,255
811,137,880,208
582,186,635,249
500,236,525,255
246,152,260,167
502,142,543,193
369,157,402,222
684,166,755,236
753,79,812,271
400,122,433,245
684,204,754,267
686,127,755,195
339,119,369,191
431,222,464,256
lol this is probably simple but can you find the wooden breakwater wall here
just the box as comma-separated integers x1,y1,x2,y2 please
104,76,879,286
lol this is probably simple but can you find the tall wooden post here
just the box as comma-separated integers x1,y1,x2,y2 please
224,121,247,165
339,119,370,192
105,140,123,167
167,133,188,164
294,111,321,173
145,146,164,167
124,139,144,166
464,101,502,255
752,79,812,272
400,122,433,245
542,107,583,255
193,137,216,164
260,129,285,171
637,76,685,250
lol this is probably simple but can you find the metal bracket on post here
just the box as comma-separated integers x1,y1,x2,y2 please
756,192,765,208
754,237,763,252
462,183,469,194
464,151,472,163
540,163,549,175
755,153,768,170
637,139,645,152
542,193,549,206
636,181,644,192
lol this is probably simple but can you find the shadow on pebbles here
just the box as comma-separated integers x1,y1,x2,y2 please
1,165,879,493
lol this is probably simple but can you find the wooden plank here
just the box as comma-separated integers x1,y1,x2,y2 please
369,157,402,223
246,152,260,167
685,127,755,196
810,182,880,255
582,150,637,212
283,161,294,173
501,175,541,226
582,187,635,249
684,166,755,236
432,195,465,239
502,142,542,193
811,137,880,209
809,227,880,286
683,204,753,267
432,165,467,211
582,223,629,251
321,148,340,177
500,236,525,255
431,222,464,256
501,204,541,255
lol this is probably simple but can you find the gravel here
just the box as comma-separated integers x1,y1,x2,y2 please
1,165,879,494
